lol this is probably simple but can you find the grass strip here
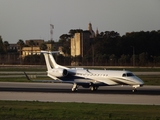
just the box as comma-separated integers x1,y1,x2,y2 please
0,101,160,120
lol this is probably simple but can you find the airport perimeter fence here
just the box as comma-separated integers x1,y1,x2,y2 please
1,54,160,67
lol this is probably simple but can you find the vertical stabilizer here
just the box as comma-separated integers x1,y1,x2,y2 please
41,51,68,71
48,54,59,68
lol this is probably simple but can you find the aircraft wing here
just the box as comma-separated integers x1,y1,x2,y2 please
29,80,62,83
24,72,63,83
24,72,79,84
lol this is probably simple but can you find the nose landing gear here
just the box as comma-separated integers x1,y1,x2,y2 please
132,85,140,92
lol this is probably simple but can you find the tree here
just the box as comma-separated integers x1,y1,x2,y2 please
40,43,47,50
3,41,9,52
0,36,5,54
139,52,148,66
17,39,25,49
59,30,160,66
17,39,25,64
118,54,130,66
59,34,71,55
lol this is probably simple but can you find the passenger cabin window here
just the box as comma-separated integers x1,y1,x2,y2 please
122,73,134,77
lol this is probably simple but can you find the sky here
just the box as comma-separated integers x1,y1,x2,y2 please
0,0,160,43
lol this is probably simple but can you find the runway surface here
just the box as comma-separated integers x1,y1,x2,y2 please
0,82,160,105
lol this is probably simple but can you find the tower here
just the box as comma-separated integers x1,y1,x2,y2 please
96,28,99,36
88,23,95,38
88,23,92,31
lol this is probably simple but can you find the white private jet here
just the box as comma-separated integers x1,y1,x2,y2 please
25,51,144,92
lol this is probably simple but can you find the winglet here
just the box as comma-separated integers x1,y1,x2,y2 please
24,72,31,81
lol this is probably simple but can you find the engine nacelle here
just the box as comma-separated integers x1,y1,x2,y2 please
49,68,68,77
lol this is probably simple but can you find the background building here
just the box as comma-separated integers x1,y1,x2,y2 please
71,23,95,57
25,39,44,46
22,39,53,58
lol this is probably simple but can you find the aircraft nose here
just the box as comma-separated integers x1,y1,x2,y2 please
130,76,144,86
136,76,144,86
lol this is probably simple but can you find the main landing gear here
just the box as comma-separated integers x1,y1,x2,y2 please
71,83,99,92
90,86,98,91
72,83,78,92
132,88,137,92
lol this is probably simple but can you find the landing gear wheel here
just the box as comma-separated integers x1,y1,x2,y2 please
90,86,98,91
132,88,137,92
72,88,77,92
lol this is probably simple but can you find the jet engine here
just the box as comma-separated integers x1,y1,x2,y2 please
50,68,68,77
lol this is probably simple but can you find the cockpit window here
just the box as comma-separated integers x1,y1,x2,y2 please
122,73,134,77
122,73,127,77
126,73,134,76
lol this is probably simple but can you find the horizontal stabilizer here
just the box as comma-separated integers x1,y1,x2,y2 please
41,50,59,54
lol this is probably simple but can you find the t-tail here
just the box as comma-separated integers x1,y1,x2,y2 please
41,51,68,71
